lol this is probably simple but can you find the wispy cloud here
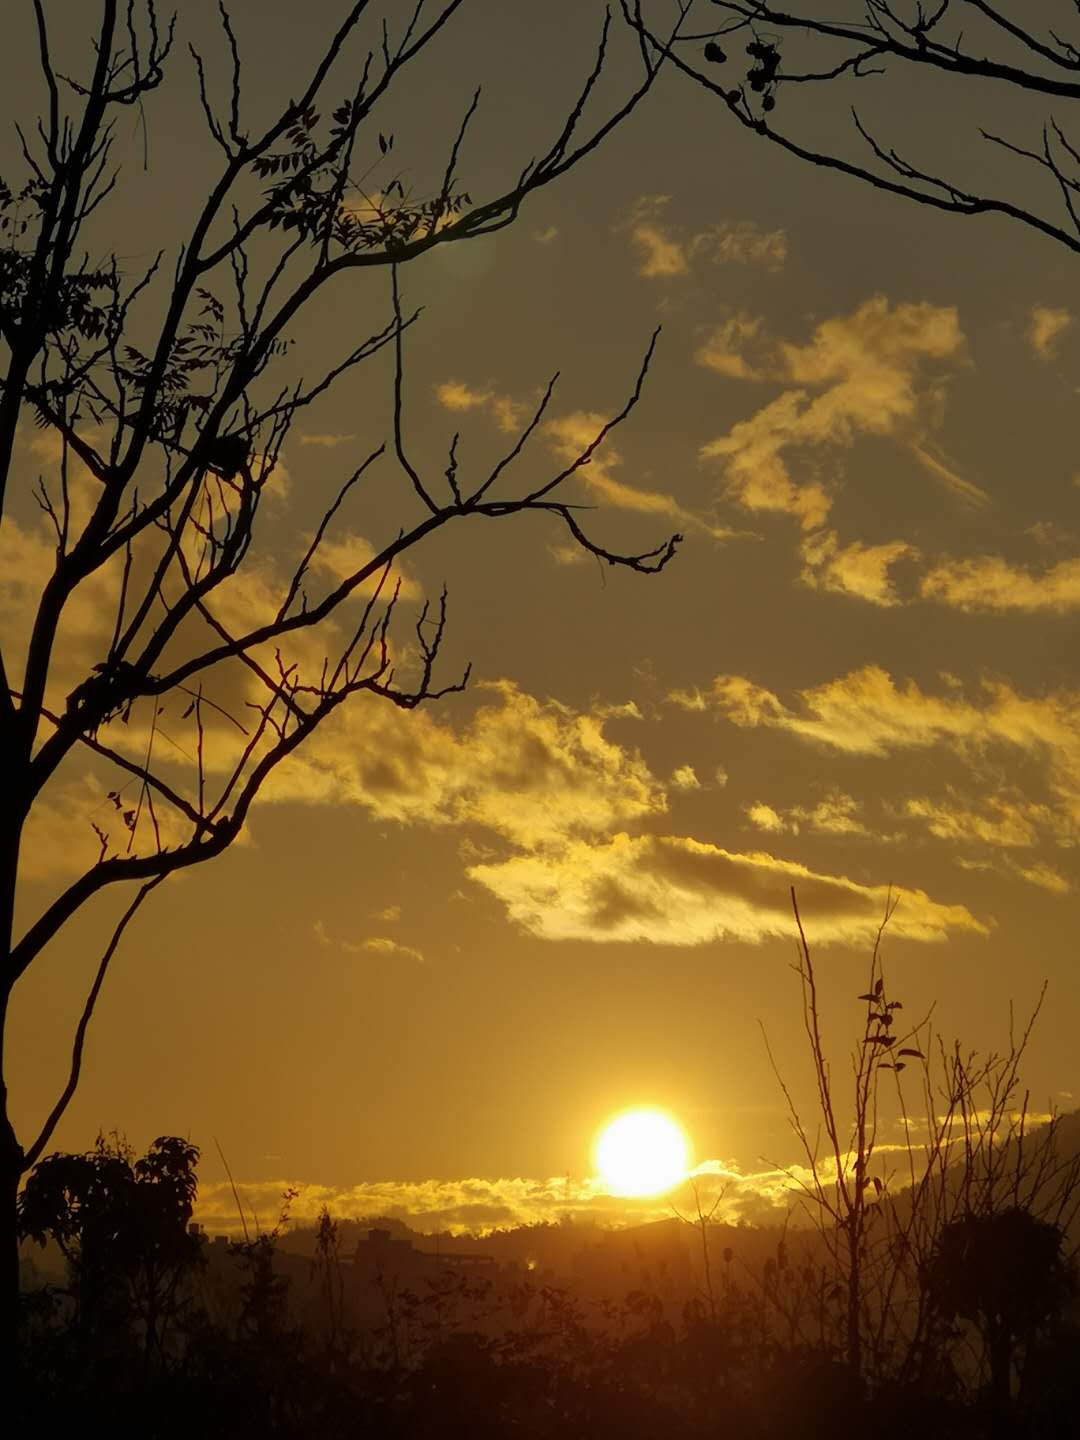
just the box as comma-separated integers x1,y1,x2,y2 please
921,553,1080,613
625,196,786,279
349,935,426,963
704,663,1080,853
268,681,668,852
298,432,355,449
1028,304,1072,360
701,297,965,528
191,1148,914,1237
745,790,869,838
469,832,985,947
434,380,524,434
800,530,918,607
545,411,730,540
695,312,770,381
909,441,990,509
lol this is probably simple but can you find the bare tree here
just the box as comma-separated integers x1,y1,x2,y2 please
765,889,1080,1402
0,1,678,1351
626,0,1080,256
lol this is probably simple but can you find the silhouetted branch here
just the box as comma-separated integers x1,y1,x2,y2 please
22,875,165,1172
628,0,1080,255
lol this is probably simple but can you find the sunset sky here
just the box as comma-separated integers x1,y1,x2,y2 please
4,1,1078,1236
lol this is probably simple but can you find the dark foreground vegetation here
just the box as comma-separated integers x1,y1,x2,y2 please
13,911,1080,1437
13,1104,1080,1439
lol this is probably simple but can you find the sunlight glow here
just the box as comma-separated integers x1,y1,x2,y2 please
594,1109,690,1197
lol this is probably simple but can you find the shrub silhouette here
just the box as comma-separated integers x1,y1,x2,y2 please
923,1208,1075,1410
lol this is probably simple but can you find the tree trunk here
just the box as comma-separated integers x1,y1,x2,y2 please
0,1103,20,1369
846,1220,862,1387
0,811,24,1371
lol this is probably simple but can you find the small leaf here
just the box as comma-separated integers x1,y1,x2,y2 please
898,1048,925,1059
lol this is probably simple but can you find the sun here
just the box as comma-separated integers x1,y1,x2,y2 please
594,1109,690,1197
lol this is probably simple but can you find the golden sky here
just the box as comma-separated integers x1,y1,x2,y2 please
3,1,1078,1234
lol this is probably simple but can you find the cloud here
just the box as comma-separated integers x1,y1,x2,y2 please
670,764,701,790
745,791,869,838
746,803,785,834
800,529,918,606
434,380,524,434
908,441,990,509
298,432,355,448
191,1144,937,1237
626,198,786,279
902,794,1045,848
349,935,426,963
546,540,589,567
469,832,985,946
630,218,689,278
22,768,230,883
0,515,124,709
921,554,1080,613
707,664,1080,847
306,530,422,601
1028,304,1072,360
430,377,731,541
707,220,787,267
1009,859,1071,894
267,681,668,851
695,313,770,381
701,297,965,528
545,411,729,539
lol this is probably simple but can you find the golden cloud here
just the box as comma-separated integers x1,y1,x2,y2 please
630,219,689,278
1028,304,1072,360
921,554,1080,613
267,681,668,851
695,312,769,381
800,529,918,607
908,441,989,509
745,790,868,839
707,664,1080,859
670,764,701,790
298,431,356,448
625,197,786,279
434,380,524,434
191,1154,886,1238
701,297,964,528
0,515,124,710
468,832,986,946
545,411,729,539
903,795,1044,848
348,935,426,963
1008,859,1071,894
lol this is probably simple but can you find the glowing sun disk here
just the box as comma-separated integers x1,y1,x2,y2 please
595,1109,690,1197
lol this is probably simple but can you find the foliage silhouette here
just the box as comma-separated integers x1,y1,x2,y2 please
924,1208,1076,1412
18,1132,200,1360
627,0,1080,256
0,0,677,1354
